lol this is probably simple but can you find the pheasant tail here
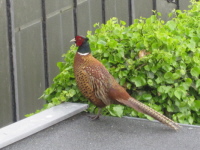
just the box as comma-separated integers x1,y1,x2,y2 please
116,98,181,130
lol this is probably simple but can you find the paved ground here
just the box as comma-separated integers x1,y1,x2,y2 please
3,112,200,150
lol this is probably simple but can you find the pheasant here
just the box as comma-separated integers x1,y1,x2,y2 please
71,35,180,130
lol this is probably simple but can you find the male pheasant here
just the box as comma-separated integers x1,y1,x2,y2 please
71,35,180,130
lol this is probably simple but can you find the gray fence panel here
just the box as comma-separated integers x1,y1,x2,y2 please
132,0,153,21
115,0,129,23
105,0,129,23
77,0,102,35
0,0,13,127
13,0,45,119
105,0,116,20
45,0,72,14
179,0,191,10
62,9,75,49
45,0,74,83
156,0,177,21
13,0,42,28
88,0,102,30
77,0,91,35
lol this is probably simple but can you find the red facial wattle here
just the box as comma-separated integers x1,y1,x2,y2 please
75,36,85,46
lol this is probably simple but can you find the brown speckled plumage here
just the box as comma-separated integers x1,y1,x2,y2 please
72,35,181,130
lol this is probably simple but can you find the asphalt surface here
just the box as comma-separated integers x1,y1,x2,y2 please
3,112,200,150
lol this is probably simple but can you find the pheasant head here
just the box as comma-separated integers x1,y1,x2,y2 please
71,35,91,55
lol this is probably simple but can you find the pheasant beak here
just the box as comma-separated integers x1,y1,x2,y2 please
70,38,76,42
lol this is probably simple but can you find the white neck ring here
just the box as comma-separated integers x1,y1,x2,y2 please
78,52,89,56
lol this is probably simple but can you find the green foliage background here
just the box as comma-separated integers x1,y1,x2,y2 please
33,1,200,125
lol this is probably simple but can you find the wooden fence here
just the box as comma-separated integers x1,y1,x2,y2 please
0,0,191,128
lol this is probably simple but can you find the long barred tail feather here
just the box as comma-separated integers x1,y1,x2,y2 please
116,97,181,130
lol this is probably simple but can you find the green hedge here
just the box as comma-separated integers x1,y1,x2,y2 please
35,1,200,125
